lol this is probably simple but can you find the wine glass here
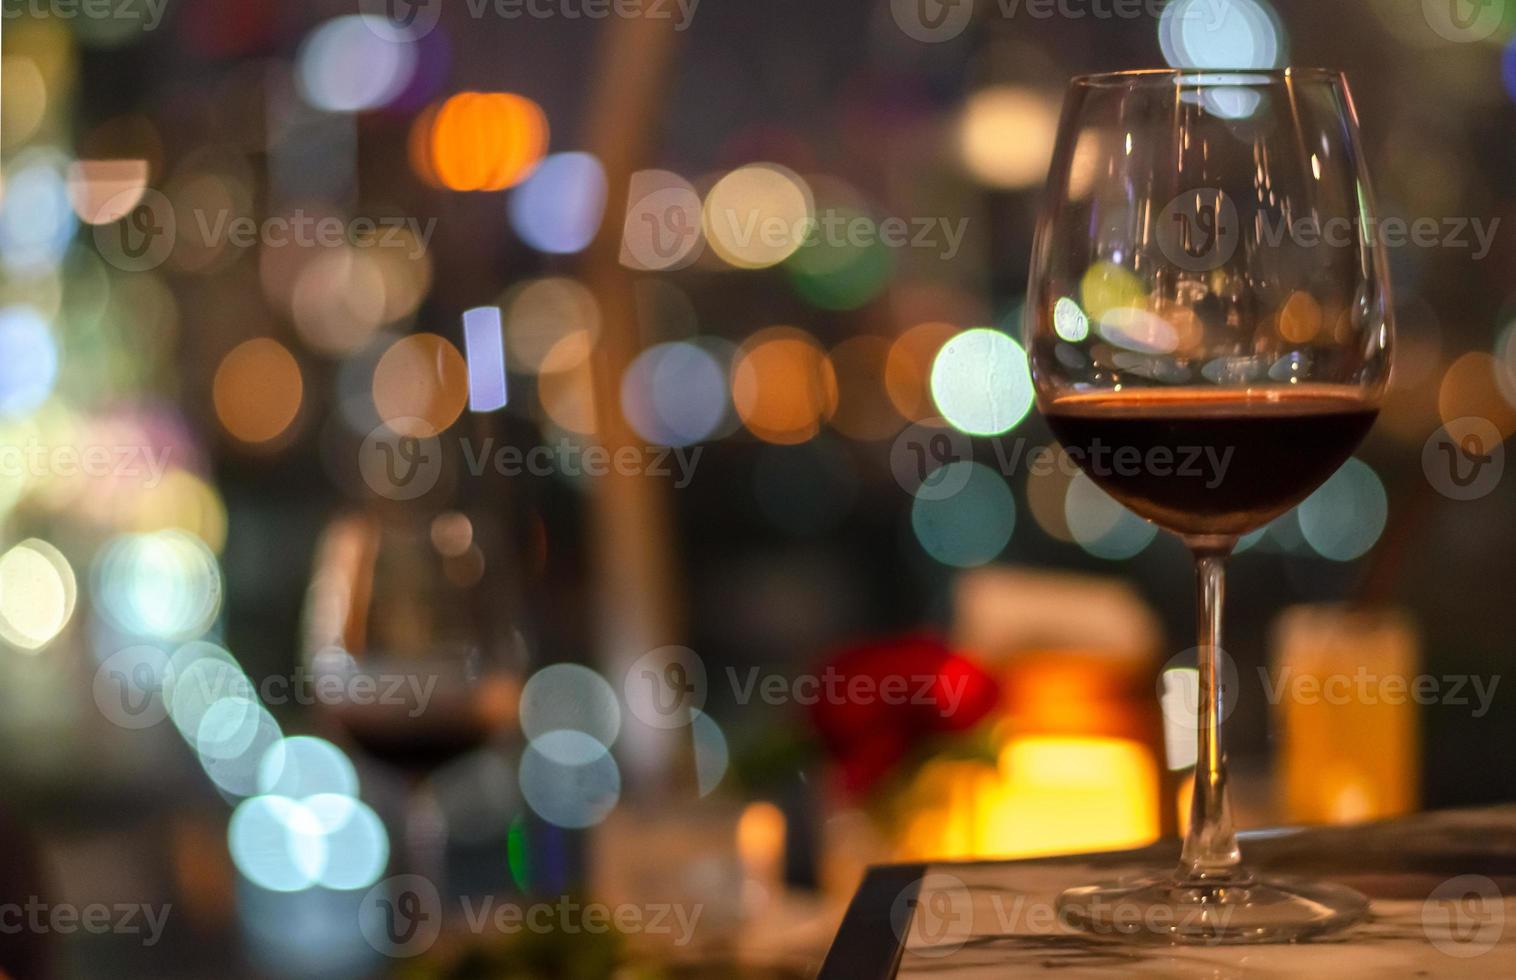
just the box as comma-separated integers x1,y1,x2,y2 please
1026,69,1392,943
302,506,523,879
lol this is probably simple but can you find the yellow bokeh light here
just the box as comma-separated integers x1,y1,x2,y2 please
503,277,601,374
0,56,49,147
1079,262,1146,323
1439,352,1516,442
373,333,470,438
958,86,1061,190
731,327,837,445
212,338,304,446
291,247,389,355
429,92,548,192
0,539,76,652
703,164,812,269
1278,291,1323,344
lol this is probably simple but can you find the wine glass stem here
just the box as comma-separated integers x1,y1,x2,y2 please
1179,550,1243,882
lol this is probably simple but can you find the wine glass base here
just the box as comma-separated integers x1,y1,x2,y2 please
1056,873,1369,945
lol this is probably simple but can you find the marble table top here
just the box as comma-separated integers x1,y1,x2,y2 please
821,807,1516,978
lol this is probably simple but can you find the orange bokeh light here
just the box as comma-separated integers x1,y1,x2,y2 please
425,92,549,192
885,322,958,422
212,338,303,446
731,327,838,445
1438,352,1516,443
372,333,470,437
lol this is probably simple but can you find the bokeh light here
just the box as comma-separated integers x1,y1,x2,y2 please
288,248,392,356
258,736,360,800
1440,351,1516,442
66,159,149,224
463,306,508,412
786,207,893,310
519,664,622,753
502,277,601,374
930,328,1035,436
885,322,957,422
911,461,1015,567
1298,458,1388,562
297,16,417,113
229,795,326,893
958,87,1060,189
731,327,838,444
0,539,76,652
0,154,76,275
0,306,60,417
692,711,729,797
519,731,621,829
95,530,223,640
703,164,813,269
621,341,727,446
1160,0,1283,70
1053,298,1090,343
428,92,549,192
212,338,304,446
372,333,469,437
508,151,607,254
1065,474,1158,559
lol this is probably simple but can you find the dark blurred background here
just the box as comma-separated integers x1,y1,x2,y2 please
1,0,1515,976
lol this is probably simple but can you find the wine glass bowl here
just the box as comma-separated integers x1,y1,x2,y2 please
1026,69,1392,943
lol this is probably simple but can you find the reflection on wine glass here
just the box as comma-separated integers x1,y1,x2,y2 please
303,508,522,881
1026,69,1392,943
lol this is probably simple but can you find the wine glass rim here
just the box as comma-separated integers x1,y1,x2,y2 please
1071,67,1344,87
